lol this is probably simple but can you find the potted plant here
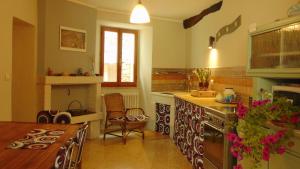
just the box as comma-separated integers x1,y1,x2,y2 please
193,68,211,91
228,97,300,169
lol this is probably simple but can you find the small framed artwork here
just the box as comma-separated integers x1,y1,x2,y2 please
60,26,87,52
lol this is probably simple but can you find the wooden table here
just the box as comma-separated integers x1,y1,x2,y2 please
0,122,80,169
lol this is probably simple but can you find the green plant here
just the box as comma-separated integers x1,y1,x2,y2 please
193,68,211,84
228,98,300,169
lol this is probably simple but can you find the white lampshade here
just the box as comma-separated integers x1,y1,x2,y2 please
130,1,150,24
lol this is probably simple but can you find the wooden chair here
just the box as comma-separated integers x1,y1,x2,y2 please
103,93,148,144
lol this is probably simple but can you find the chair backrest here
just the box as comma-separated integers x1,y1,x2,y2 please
74,123,89,167
104,93,125,119
54,139,76,169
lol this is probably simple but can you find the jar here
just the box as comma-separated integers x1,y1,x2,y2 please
223,88,235,103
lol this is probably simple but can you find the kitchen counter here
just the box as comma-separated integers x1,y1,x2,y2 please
174,92,236,108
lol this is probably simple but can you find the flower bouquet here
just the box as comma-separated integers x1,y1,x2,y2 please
227,98,300,169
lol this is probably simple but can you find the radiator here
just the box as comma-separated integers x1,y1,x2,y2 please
122,93,139,109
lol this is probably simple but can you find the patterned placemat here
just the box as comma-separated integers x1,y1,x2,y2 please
7,129,65,150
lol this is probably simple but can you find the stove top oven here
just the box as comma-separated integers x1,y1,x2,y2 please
272,85,300,107
203,106,236,169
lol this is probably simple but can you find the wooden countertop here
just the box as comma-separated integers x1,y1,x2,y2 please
0,122,80,169
174,92,236,108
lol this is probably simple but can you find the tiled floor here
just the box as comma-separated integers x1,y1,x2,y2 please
82,131,192,169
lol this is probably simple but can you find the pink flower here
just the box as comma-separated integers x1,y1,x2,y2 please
269,105,278,111
262,136,272,144
227,133,238,142
277,146,286,155
234,164,243,169
262,146,270,161
275,130,286,139
261,133,281,145
268,135,279,143
227,132,243,145
290,116,300,124
252,99,270,107
230,147,239,158
237,103,248,119
237,153,243,160
244,146,252,154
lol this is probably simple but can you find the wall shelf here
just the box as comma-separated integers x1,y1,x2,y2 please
44,76,102,85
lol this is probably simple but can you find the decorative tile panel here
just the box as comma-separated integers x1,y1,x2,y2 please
155,103,171,135
174,97,205,169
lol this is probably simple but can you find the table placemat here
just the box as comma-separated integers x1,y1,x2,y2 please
7,129,65,150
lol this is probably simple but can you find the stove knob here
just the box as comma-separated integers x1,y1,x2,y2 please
221,122,225,127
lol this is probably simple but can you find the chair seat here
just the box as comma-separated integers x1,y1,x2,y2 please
126,120,148,130
126,114,149,122
109,117,126,124
126,119,148,124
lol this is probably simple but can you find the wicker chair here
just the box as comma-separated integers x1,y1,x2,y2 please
103,93,148,144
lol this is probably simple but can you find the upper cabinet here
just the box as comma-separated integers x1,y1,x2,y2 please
247,16,300,78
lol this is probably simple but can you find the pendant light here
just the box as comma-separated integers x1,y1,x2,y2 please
130,0,150,24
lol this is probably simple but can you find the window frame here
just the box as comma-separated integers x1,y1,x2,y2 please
100,26,138,87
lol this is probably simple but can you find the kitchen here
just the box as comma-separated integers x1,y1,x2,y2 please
1,0,300,169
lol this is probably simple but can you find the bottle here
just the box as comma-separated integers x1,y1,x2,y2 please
223,88,235,103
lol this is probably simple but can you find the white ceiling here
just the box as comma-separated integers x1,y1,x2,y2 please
76,0,219,20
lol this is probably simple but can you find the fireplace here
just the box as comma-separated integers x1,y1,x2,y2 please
42,76,103,138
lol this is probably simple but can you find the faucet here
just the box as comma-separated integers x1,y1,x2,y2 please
186,74,192,93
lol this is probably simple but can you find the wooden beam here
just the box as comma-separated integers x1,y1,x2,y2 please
183,1,223,29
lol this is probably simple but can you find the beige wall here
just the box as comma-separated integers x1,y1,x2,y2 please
38,0,97,112
38,0,97,75
186,0,298,68
0,0,37,121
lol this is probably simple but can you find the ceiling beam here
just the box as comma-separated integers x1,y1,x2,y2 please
183,1,223,29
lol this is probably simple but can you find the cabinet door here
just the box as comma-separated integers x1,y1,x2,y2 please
269,153,300,169
281,22,300,68
269,137,300,169
251,29,281,69
240,157,269,169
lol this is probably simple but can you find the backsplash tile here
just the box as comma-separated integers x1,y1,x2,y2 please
152,68,187,92
152,67,253,104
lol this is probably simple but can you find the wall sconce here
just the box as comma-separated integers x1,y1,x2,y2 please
208,36,216,49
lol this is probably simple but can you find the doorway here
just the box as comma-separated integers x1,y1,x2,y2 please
12,17,36,122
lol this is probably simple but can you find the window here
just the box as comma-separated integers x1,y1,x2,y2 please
100,26,138,87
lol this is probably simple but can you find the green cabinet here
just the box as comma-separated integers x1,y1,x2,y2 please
247,16,300,78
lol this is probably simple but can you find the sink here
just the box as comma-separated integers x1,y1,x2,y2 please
160,92,174,95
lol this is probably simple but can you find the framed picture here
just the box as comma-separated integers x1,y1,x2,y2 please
60,26,87,52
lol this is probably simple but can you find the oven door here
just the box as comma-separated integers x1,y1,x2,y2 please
203,122,224,169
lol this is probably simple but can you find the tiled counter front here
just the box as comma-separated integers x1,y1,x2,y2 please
174,97,205,169
155,103,171,135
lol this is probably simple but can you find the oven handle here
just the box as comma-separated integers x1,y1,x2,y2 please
204,121,225,133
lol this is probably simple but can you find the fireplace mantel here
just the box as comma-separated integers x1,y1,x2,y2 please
44,76,102,85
